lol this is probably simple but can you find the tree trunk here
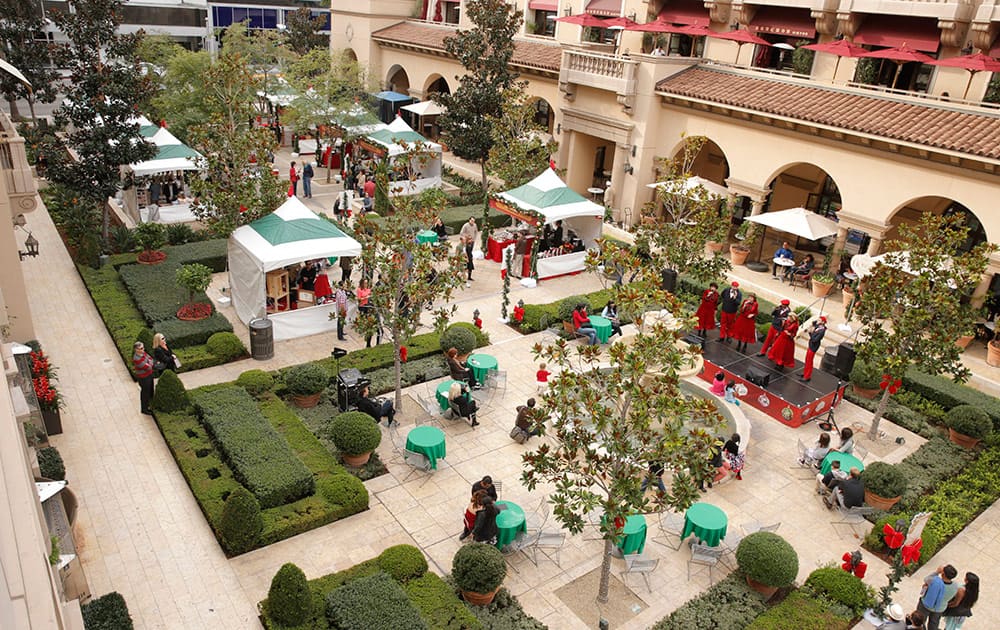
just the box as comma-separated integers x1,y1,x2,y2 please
6,96,20,121
597,537,614,604
100,200,110,254
479,160,490,250
325,132,333,183
867,387,891,439
27,96,37,126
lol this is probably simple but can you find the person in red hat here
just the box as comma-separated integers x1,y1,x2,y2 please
758,298,791,357
732,293,758,353
767,311,798,370
801,315,827,381
718,281,742,344
695,282,719,338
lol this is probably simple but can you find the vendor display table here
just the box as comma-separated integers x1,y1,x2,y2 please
820,452,865,476
467,353,498,384
495,501,527,549
588,315,613,344
681,502,728,547
416,230,438,244
487,235,517,262
435,379,463,412
406,426,446,469
536,250,587,280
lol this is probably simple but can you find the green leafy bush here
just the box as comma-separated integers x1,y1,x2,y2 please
236,369,275,397
844,389,937,439
317,473,369,512
892,390,947,423
328,411,382,455
452,543,506,594
109,225,136,254
77,263,149,371
155,314,234,349
746,589,852,630
166,223,196,245
193,387,315,508
176,263,213,305
326,572,428,630
378,545,428,583
134,221,166,253
151,369,189,413
862,461,908,498
81,591,134,630
218,485,263,555
37,446,66,481
136,327,154,353
736,532,799,588
285,363,329,397
267,563,312,626
849,360,881,390
652,573,766,629
404,573,482,630
440,324,477,356
804,566,875,616
206,332,246,361
946,404,993,440
557,295,591,322
903,368,1000,431
894,437,974,509
447,321,490,348
363,356,449,397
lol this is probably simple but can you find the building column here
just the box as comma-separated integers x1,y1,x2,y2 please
749,198,765,216
972,272,994,309
828,227,849,271
607,142,631,214
866,237,883,256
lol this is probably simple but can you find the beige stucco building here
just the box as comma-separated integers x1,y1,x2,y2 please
333,0,1000,296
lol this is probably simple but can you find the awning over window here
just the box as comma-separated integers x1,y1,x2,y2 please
748,6,816,39
656,0,710,26
586,0,622,18
853,15,941,53
529,0,557,10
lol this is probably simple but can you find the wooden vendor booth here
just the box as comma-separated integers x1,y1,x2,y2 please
228,197,362,341
359,117,442,196
492,168,604,280
120,117,203,225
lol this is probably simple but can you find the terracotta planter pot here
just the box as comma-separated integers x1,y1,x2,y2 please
988,342,1000,367
955,335,974,350
137,250,167,265
811,278,834,297
462,587,501,606
864,489,901,511
948,427,981,449
851,384,880,400
342,451,372,467
745,577,779,600
705,241,725,256
730,245,750,265
290,392,322,408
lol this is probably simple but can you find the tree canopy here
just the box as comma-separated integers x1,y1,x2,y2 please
0,0,60,121
486,88,558,190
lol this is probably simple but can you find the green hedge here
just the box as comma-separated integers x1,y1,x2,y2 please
404,573,482,630
326,572,428,630
803,567,875,617
653,574,767,629
844,389,938,439
746,590,852,630
193,387,315,509
119,262,211,323
903,368,1000,431
81,591,134,630
893,437,975,510
153,314,234,349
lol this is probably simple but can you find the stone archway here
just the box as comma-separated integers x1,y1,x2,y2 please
527,96,555,134
423,74,451,96
754,162,843,262
385,65,410,95
885,196,989,255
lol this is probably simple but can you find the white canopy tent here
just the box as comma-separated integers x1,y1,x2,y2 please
229,198,362,340
745,206,839,241
120,117,204,224
360,117,442,196
647,175,730,200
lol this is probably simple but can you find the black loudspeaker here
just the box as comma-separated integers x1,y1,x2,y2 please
820,345,839,375
745,368,770,388
661,268,677,293
835,341,857,380
682,333,705,350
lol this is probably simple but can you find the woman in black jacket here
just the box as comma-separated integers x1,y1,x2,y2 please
472,496,499,544
151,333,175,377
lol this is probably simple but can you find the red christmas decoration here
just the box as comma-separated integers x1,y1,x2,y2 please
883,523,904,550
400,346,408,363
613,516,624,531
889,378,902,395
841,550,865,577
500,269,507,280
880,374,892,390
854,561,867,578
513,306,525,322
901,539,922,566
474,317,482,329
239,205,248,214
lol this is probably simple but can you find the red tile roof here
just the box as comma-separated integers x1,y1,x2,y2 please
371,22,562,73
656,67,1000,160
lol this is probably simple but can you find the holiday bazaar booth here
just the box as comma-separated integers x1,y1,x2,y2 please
120,118,204,225
359,117,442,196
228,197,362,341
492,168,604,280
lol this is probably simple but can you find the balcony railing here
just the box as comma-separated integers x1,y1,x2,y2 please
0,114,38,211
559,49,639,111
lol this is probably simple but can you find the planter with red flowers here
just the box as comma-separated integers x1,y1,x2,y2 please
134,222,167,265
29,350,64,435
175,264,214,321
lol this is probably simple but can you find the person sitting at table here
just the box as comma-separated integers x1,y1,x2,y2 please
513,398,542,441
834,259,853,288
356,384,396,426
824,466,864,509
297,260,319,290
432,216,448,240
830,427,855,456
449,381,479,426
799,431,831,468
460,489,488,541
472,496,499,544
786,253,815,282
572,304,599,345
772,241,794,278
446,347,480,389
549,220,564,249
817,458,848,495
472,475,498,501
601,299,624,338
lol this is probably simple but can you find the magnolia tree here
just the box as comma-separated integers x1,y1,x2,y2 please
486,87,558,190
522,259,725,603
854,213,994,438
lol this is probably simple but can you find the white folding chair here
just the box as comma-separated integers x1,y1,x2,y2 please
526,530,566,567
687,542,724,584
621,553,659,592
492,480,503,499
501,530,537,574
415,392,442,425
652,510,686,550
720,528,744,570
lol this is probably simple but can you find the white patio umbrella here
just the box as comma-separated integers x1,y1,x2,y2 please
647,175,730,200
745,207,838,241
400,100,445,117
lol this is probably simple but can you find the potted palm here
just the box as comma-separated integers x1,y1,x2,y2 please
862,461,907,510
849,360,881,399
736,532,799,600
284,364,328,408
327,411,382,466
946,404,992,448
452,543,506,606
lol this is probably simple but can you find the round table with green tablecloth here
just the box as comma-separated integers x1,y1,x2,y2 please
416,230,439,244
681,502,728,547
405,426,446,469
495,501,527,549
820,451,865,476
467,353,498,384
435,379,463,412
588,315,613,344
602,513,648,556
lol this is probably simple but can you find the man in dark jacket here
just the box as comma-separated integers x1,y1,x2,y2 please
357,385,396,426
758,299,791,356
718,282,742,343
471,476,498,501
801,316,827,382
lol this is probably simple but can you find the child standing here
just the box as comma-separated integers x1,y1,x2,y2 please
724,380,740,406
536,363,551,392
710,372,725,396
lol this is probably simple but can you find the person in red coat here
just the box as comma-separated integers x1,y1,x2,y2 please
767,311,799,370
732,294,759,353
758,299,791,357
695,282,719,338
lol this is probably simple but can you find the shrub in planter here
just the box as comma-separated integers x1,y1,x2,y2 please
946,404,993,440
235,369,274,397
175,263,214,319
862,461,908,499
267,562,312,626
151,369,189,412
557,295,591,322
378,544,429,583
326,572,428,630
439,324,477,356
134,221,167,263
317,473,370,512
205,332,246,361
284,363,329,397
328,411,382,455
735,531,799,589
849,360,881,390
37,446,66,481
218,485,263,555
452,543,506,594
81,591,134,630
804,566,875,616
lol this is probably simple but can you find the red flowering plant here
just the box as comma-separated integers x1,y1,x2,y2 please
29,351,63,412
873,518,924,619
29,351,56,380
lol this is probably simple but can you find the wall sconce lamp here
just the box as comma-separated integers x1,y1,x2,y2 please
730,21,739,30
627,12,636,21
556,123,562,134
19,232,39,261
623,162,634,175
563,6,572,16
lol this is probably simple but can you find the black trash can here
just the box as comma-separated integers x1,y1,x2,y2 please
249,318,274,360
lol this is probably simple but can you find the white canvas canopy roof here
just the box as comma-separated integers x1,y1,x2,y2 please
497,168,605,223
647,175,730,200
362,117,442,195
400,100,445,117
365,117,442,157
127,121,203,176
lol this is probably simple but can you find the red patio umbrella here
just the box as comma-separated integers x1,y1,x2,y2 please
858,43,936,89
555,13,609,28
801,39,868,82
603,16,639,29
625,18,687,33
708,28,773,64
929,52,1000,98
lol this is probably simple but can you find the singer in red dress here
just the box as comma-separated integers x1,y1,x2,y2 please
695,283,719,338
731,294,759,353
767,312,799,370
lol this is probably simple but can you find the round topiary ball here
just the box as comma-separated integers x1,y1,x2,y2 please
452,543,506,594
151,369,189,413
206,332,246,361
557,295,591,322
267,562,312,626
947,404,993,440
218,486,263,555
862,461,908,498
735,531,799,588
440,324,477,357
849,360,881,390
236,369,274,397
284,363,329,397
37,446,66,481
328,411,382,456
378,545,429,583
317,474,369,512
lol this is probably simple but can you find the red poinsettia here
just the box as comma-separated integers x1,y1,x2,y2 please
399,346,408,363
32,375,62,412
901,539,923,566
513,305,525,322
29,351,55,379
883,523,905,550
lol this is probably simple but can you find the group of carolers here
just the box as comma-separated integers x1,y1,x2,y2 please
694,281,827,382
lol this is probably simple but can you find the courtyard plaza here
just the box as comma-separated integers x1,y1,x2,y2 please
24,157,1000,628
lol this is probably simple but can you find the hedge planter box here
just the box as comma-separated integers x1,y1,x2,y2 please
289,392,322,408
746,576,779,601
852,385,880,400
41,409,63,436
864,489,900,511
948,428,980,449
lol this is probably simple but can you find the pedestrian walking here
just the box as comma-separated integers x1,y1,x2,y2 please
302,162,314,198
132,341,155,415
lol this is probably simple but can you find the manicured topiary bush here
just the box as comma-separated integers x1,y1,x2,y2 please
218,486,263,555
404,573,484,630
452,543,506,594
136,327,154,353
151,369,189,413
862,461,908,498
205,332,246,361
378,545,429,583
235,369,274,397
903,367,1000,430
947,404,993,440
81,591,134,630
804,566,875,616
439,323,477,356
285,363,329,397
326,572,428,630
849,360,881,390
37,446,65,481
653,574,767,629
557,295,591,322
736,532,799,588
328,411,382,456
317,474,369,512
267,562,312,626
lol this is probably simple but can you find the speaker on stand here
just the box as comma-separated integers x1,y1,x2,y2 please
834,341,856,380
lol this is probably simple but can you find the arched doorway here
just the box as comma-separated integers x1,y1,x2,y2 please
757,162,843,258
424,74,451,96
386,65,410,95
344,48,358,62
530,97,555,134
885,196,988,255
645,135,732,225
